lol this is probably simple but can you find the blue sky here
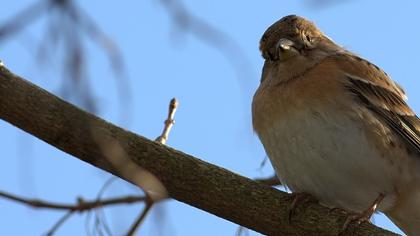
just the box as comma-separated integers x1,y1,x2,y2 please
0,0,419,235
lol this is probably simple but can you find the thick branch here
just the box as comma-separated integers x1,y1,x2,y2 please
0,65,398,236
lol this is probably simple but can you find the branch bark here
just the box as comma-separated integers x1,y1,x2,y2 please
0,65,398,236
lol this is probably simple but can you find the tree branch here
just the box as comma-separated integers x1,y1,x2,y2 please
0,65,398,236
0,190,146,211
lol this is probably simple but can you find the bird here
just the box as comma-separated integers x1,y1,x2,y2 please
252,15,420,235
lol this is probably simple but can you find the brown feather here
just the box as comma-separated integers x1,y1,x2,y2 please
345,74,420,155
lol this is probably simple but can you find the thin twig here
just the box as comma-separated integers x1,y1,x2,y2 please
258,156,269,170
158,0,254,80
126,198,154,236
45,211,74,236
0,190,146,211
0,0,48,41
89,177,117,236
124,98,180,235
155,98,179,144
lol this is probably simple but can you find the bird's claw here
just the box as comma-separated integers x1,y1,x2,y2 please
339,193,385,235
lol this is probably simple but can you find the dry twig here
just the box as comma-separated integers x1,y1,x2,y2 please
0,190,147,235
156,98,179,144
126,197,154,236
125,98,180,235
0,190,146,211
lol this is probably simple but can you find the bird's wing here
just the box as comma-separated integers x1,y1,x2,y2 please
334,53,420,155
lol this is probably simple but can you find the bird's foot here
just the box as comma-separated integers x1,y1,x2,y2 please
340,193,385,234
288,192,318,222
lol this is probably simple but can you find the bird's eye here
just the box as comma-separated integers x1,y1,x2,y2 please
305,34,312,43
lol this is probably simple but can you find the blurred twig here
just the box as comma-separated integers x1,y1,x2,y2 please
126,197,154,236
0,190,147,235
255,175,281,186
0,0,48,40
0,190,146,211
158,0,255,94
0,0,130,115
87,177,117,236
304,0,352,8
45,211,74,236
256,155,281,186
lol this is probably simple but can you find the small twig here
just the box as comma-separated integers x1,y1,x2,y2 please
45,211,74,236
255,175,281,186
0,0,48,41
126,197,154,236
258,156,269,170
124,98,179,235
89,177,117,236
95,177,117,198
0,190,146,211
155,98,178,144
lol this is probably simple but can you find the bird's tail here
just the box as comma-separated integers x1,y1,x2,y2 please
385,188,420,236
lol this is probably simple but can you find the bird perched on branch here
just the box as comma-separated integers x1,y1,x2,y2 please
252,15,420,235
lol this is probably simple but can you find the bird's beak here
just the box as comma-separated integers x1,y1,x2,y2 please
276,38,296,51
275,38,300,61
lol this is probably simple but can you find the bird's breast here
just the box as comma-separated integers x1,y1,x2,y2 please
252,77,402,212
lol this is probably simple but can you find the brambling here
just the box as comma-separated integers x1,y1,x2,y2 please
252,15,420,235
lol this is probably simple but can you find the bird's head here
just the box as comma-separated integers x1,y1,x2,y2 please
260,15,338,63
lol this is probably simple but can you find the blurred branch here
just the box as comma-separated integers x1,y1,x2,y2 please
0,0,48,40
0,66,398,236
126,198,154,236
0,189,147,235
46,211,74,236
0,190,146,211
0,0,129,114
158,0,255,91
304,0,353,8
